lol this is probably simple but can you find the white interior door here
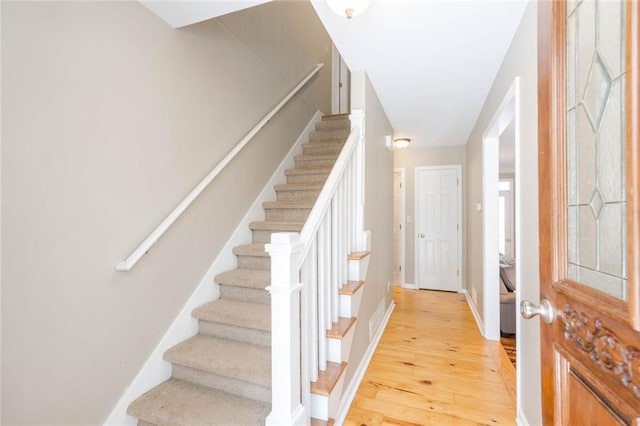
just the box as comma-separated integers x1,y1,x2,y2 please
416,166,461,292
332,45,350,114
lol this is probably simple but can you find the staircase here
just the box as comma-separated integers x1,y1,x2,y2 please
127,114,356,425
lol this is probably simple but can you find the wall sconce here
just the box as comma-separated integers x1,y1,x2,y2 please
326,0,372,19
393,138,411,149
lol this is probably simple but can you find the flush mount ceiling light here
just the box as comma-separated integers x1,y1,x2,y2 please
394,138,411,149
326,0,372,19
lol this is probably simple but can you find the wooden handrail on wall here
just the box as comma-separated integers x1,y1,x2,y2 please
116,63,324,271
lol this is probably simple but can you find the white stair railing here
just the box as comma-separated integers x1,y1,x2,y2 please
266,110,365,425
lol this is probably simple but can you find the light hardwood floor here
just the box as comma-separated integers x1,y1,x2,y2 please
344,287,516,426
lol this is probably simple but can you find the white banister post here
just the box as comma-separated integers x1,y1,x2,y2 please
265,232,308,426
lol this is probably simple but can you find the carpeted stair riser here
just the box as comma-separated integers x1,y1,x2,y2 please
294,156,338,169
275,185,322,202
309,131,350,144
237,254,270,270
198,320,271,347
286,171,330,185
220,284,271,304
264,206,312,222
172,364,271,404
302,142,344,156
315,119,351,132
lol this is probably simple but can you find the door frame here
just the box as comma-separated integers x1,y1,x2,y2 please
394,168,406,287
481,77,521,344
414,165,463,293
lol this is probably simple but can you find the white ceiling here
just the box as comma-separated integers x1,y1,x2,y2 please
311,0,529,147
142,0,529,148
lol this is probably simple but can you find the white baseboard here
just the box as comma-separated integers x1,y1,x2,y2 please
335,300,396,426
516,409,531,426
103,111,323,425
401,283,417,290
461,289,485,338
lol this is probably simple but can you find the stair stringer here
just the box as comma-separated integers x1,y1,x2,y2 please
103,111,322,426
310,249,371,421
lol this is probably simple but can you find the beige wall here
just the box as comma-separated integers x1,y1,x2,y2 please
465,1,541,423
1,1,331,423
394,146,467,285
344,71,394,386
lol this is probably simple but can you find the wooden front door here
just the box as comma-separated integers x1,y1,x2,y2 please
536,0,640,424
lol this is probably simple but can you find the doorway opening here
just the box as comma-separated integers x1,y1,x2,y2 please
481,77,521,341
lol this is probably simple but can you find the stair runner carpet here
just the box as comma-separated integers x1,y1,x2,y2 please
127,114,351,425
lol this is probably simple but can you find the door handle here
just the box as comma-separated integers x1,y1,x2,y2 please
520,298,555,324
419,233,425,238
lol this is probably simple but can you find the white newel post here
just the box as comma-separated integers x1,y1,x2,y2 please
265,232,308,426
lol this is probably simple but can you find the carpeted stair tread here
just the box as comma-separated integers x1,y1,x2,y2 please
273,183,324,191
193,299,270,332
285,167,332,176
294,153,341,162
263,201,314,209
316,118,350,131
127,378,270,425
232,243,268,258
322,113,350,120
249,221,304,231
310,129,350,138
165,335,270,387
215,269,269,289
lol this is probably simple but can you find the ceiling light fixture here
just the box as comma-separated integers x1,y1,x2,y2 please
326,0,372,19
394,138,411,149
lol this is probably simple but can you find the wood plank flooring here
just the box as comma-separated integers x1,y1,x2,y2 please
344,287,516,426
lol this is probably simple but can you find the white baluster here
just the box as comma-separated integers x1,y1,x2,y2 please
317,216,329,371
265,233,307,425
323,213,332,332
304,238,318,390
331,198,339,349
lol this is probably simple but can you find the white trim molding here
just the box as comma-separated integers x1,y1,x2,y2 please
481,76,520,343
462,289,485,338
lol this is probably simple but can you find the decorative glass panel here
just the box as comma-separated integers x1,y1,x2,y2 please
566,0,627,300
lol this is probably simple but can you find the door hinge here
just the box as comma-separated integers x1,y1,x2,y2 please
399,224,402,230
457,269,459,276
457,224,459,231
456,178,459,186
399,265,402,272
